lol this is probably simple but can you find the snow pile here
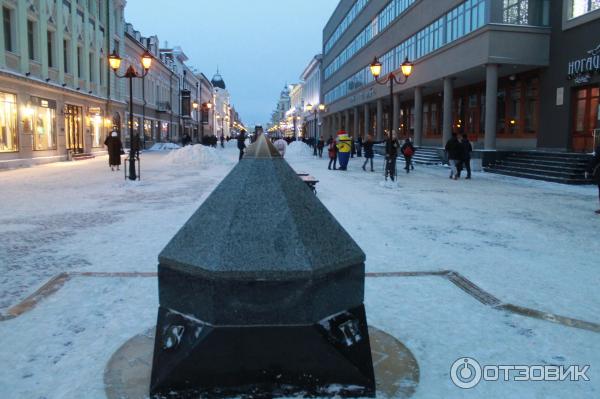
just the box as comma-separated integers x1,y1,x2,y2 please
285,141,313,159
148,142,181,151
163,144,231,167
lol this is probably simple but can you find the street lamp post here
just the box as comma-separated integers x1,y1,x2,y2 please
369,56,413,179
108,49,153,181
306,103,326,156
369,56,414,138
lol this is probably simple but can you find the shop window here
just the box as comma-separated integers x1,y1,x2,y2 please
525,79,539,133
144,119,151,142
508,85,521,134
31,100,57,150
0,92,18,152
431,103,439,134
90,111,104,147
497,90,506,133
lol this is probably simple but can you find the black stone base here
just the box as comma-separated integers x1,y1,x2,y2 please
150,305,376,398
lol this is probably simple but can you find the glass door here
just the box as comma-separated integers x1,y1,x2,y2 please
572,86,599,153
64,104,83,154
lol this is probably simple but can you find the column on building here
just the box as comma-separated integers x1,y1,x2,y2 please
17,1,28,73
353,107,360,139
0,2,5,67
344,109,350,132
363,103,370,138
414,86,423,147
393,94,400,137
376,99,384,140
39,0,49,80
484,64,498,150
442,77,453,146
57,2,65,84
70,7,77,85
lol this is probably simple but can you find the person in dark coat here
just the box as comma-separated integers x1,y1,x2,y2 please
445,133,462,180
586,145,600,214
317,136,325,158
385,133,400,181
400,138,415,174
104,131,123,171
350,136,356,158
182,133,191,147
328,136,337,170
457,133,473,179
356,135,363,157
362,134,375,172
237,130,247,161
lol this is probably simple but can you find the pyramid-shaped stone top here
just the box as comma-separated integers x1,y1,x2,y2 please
244,134,281,158
159,135,365,281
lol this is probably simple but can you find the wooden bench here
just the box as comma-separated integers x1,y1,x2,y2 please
298,174,319,194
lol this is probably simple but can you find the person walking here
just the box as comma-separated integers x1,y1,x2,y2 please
385,133,400,181
317,136,325,158
336,130,352,170
362,134,375,172
356,135,363,157
445,133,462,180
220,134,225,148
237,129,247,161
350,136,356,158
586,144,600,214
328,136,337,170
458,133,473,179
400,138,415,174
104,131,123,172
274,137,287,158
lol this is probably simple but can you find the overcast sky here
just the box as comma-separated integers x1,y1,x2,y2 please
125,0,339,126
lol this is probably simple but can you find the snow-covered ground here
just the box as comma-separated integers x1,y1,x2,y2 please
0,141,599,398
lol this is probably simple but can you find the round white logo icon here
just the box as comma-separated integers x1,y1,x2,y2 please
451,357,482,389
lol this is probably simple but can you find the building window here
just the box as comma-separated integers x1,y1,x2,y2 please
63,39,70,73
77,47,82,77
525,78,539,133
503,0,529,24
569,0,600,19
99,57,104,85
89,52,94,82
47,30,54,68
3,7,13,52
27,20,36,60
31,100,57,151
0,92,18,152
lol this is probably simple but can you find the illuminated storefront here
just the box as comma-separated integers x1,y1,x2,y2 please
31,97,57,151
0,92,18,152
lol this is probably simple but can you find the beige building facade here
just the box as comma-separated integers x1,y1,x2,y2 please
0,0,127,168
